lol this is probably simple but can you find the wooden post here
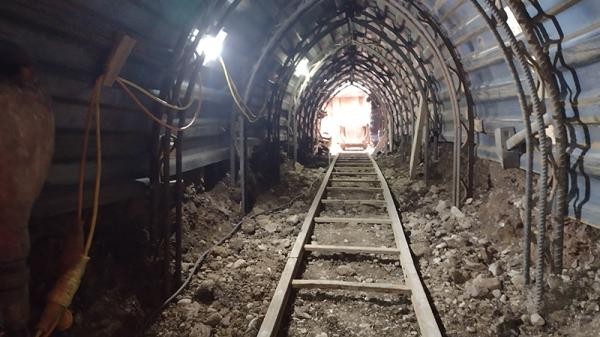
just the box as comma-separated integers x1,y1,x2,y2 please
409,91,428,179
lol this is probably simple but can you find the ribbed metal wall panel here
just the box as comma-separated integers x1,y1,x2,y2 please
0,1,233,218
428,0,600,226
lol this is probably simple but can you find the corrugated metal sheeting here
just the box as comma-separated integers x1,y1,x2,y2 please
1,0,599,227
0,1,232,218
429,0,600,226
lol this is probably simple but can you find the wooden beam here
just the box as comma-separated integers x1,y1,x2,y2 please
332,172,377,176
334,166,373,170
291,279,411,294
314,217,392,224
409,93,428,179
336,160,372,163
304,244,400,255
102,35,136,86
335,163,374,166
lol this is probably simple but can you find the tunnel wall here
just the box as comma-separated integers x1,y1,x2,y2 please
0,1,232,218
431,0,600,226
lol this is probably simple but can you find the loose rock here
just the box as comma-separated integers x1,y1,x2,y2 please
450,206,465,219
530,313,545,326
335,265,356,276
189,323,212,337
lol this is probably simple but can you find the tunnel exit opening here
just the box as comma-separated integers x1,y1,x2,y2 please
319,84,378,155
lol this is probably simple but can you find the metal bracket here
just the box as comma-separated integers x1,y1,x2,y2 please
495,127,521,169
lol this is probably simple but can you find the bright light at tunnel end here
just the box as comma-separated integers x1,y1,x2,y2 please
195,29,228,65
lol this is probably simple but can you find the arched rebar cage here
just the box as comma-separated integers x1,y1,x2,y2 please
205,0,595,312
234,0,476,210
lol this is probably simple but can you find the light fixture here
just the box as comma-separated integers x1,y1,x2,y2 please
196,29,228,65
294,58,311,78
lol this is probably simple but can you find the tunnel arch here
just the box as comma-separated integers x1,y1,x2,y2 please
234,0,478,209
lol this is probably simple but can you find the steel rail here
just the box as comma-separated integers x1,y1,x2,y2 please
256,153,441,337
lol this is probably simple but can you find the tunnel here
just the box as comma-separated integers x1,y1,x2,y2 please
0,1,599,336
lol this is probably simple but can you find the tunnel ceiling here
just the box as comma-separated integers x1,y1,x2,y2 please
2,0,599,226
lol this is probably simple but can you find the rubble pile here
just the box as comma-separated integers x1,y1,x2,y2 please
378,153,600,337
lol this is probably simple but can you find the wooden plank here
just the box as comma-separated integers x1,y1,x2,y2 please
330,178,380,183
304,244,400,255
102,35,137,86
332,172,377,176
314,217,392,224
257,156,338,337
336,162,371,164
334,166,373,170
369,155,442,337
321,199,385,205
291,279,411,294
326,186,382,191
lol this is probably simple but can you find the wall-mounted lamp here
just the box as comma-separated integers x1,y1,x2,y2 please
195,29,228,65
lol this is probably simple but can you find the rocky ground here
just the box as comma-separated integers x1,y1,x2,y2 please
106,151,597,337
378,153,600,337
147,160,326,337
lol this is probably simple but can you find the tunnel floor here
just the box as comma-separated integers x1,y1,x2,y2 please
63,154,600,337
141,154,600,337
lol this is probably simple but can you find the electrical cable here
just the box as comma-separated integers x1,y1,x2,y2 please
117,77,196,111
116,77,202,132
34,75,105,337
218,56,265,123
84,77,104,255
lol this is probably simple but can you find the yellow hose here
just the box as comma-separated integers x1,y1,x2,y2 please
34,77,103,337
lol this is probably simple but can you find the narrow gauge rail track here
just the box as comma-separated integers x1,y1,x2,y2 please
257,153,441,337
